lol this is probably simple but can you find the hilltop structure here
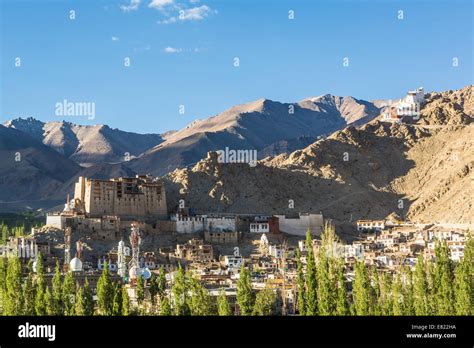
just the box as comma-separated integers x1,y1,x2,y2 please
383,87,425,121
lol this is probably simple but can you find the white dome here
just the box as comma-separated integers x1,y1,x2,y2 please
70,257,83,272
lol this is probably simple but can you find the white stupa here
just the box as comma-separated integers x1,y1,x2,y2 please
70,257,83,272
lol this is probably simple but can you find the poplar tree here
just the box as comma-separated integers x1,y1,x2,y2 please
5,256,23,315
51,261,63,315
62,271,76,315
75,285,86,316
413,255,429,315
370,267,382,315
112,283,123,315
97,261,114,315
157,266,167,299
352,261,370,315
217,288,232,316
22,261,36,315
295,248,306,315
392,272,404,316
149,274,159,305
380,272,393,316
403,266,414,315
454,234,473,315
136,275,145,306
172,265,190,315
34,253,46,315
82,279,94,316
188,277,213,315
236,266,255,316
335,259,348,315
426,261,437,315
317,223,337,315
122,286,130,316
0,256,7,314
252,288,277,316
434,242,454,315
305,230,318,315
44,286,53,315
159,295,172,316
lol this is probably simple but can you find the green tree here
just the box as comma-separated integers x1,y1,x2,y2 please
97,262,114,315
392,272,404,316
252,288,277,316
413,255,429,315
370,267,382,315
112,284,123,316
157,266,167,298
217,288,232,316
403,266,414,315
317,223,338,315
159,294,172,316
34,253,46,315
188,277,214,315
434,242,454,315
236,266,255,316
82,279,95,316
44,286,53,315
22,261,36,315
75,285,86,316
51,260,63,315
295,248,306,315
5,256,23,315
122,286,130,316
136,275,145,306
171,265,190,315
454,234,473,315
305,230,318,315
0,256,8,314
62,271,76,315
149,275,159,305
352,261,370,315
380,272,393,316
335,259,349,315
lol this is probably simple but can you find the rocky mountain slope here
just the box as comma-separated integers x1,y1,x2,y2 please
127,96,382,175
164,86,473,227
4,117,165,165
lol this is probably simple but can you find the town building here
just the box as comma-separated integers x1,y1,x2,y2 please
356,220,385,232
204,230,240,244
73,175,167,218
274,213,323,236
171,214,236,234
174,239,213,262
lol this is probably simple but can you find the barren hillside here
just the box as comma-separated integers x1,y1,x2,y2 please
164,86,474,227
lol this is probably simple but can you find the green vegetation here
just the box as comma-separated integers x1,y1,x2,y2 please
0,232,471,316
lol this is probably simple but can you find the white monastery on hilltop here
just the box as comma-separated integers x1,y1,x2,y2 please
383,86,425,121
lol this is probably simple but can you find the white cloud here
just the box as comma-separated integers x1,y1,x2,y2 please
120,0,141,12
158,5,216,24
148,0,174,9
189,0,200,3
111,36,120,42
179,5,214,20
163,46,183,53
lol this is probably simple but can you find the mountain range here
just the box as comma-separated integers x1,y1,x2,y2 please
163,86,473,235
1,86,472,231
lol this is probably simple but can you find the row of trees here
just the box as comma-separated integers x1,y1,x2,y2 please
0,255,131,316
0,223,27,244
141,265,277,316
0,254,278,316
296,225,473,316
1,226,471,316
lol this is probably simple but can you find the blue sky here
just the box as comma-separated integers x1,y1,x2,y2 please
1,0,472,134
